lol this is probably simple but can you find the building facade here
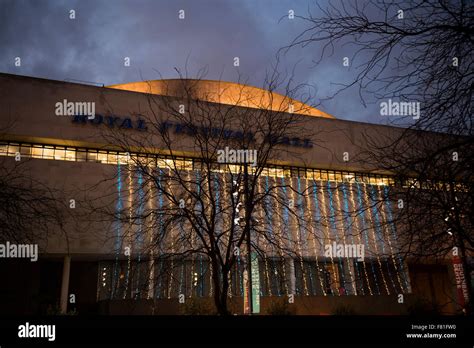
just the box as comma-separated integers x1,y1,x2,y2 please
0,73,461,315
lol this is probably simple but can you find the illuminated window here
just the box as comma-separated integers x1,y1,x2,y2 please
7,144,19,156
43,146,54,159
181,160,193,171
88,151,98,162
150,157,160,168
20,144,31,157
327,172,335,182
320,171,328,181
275,168,284,177
54,147,66,160
157,158,166,169
76,150,87,162
107,153,118,164
344,173,355,182
313,170,321,180
334,172,342,182
117,153,129,165
31,145,43,159
97,151,108,163
171,159,184,170
0,144,7,154
157,158,175,169
283,168,291,177
65,149,76,161
227,164,241,174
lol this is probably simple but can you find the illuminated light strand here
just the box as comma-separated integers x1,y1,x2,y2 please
378,186,404,293
222,173,230,297
341,183,363,295
176,172,187,298
190,170,200,297
295,177,309,295
123,164,133,299
185,170,193,298
156,259,163,298
362,183,390,295
147,170,155,300
341,183,363,294
179,259,185,297
253,177,265,297
237,255,243,296
211,172,221,298
165,169,175,299
307,263,315,295
319,180,338,295
209,261,213,298
272,259,281,296
265,176,280,296
309,180,327,296
370,185,397,292
334,182,356,295
197,172,207,299
326,180,347,295
199,255,204,297
231,172,243,297
383,186,410,293
111,161,123,299
280,177,293,247
348,182,373,295
262,256,271,297
369,185,396,293
355,182,380,295
135,170,145,299
260,176,273,296
275,176,289,295
156,169,165,298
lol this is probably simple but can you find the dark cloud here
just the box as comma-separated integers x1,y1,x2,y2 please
0,0,385,124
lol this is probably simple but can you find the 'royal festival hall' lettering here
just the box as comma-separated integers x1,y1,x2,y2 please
71,114,313,148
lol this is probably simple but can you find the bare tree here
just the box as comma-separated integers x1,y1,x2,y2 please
351,129,473,313
283,0,473,135
93,70,320,315
0,141,70,248
285,0,473,314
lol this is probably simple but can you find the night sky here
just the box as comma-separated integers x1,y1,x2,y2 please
0,0,385,124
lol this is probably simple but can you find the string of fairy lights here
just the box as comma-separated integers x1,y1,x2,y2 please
105,164,411,300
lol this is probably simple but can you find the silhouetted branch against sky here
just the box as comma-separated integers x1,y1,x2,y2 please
4,0,471,127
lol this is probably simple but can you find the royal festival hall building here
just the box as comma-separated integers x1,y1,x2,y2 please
0,73,464,315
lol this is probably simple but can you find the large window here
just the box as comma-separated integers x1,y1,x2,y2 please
0,141,396,185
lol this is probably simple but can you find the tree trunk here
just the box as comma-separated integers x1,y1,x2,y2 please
211,259,230,315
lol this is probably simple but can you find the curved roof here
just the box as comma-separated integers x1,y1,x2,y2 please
107,79,335,119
